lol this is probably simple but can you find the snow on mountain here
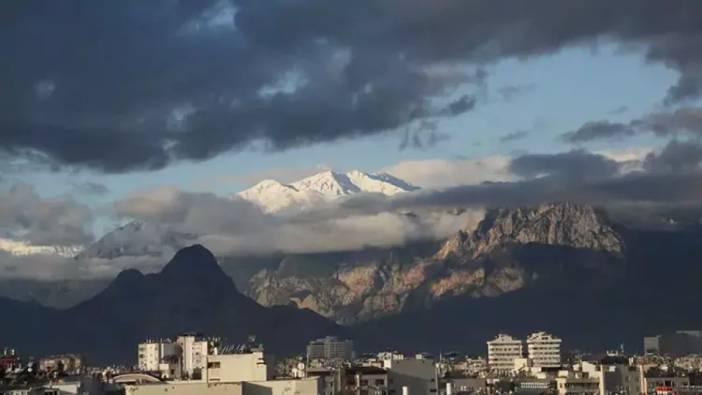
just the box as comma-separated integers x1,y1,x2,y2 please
0,238,83,257
75,221,194,261
238,170,419,213
237,180,309,214
345,170,419,195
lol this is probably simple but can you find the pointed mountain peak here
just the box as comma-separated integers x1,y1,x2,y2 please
113,268,144,284
161,244,227,280
345,170,419,195
291,170,360,197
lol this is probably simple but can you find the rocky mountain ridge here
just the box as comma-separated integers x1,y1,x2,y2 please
247,202,627,324
435,202,624,260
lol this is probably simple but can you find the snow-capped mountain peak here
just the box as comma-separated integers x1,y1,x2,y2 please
345,170,418,196
75,221,194,261
237,169,418,213
238,179,308,213
290,170,361,198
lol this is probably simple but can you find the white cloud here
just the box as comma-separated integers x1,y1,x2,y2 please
110,187,478,258
0,183,93,246
382,155,515,189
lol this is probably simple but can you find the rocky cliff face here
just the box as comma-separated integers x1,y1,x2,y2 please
247,203,626,324
435,202,624,260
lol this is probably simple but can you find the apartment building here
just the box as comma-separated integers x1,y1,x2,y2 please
487,334,524,373
527,331,562,368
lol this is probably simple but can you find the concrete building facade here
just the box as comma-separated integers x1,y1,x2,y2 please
487,334,524,373
527,332,562,368
306,336,354,361
385,358,438,395
138,340,178,373
123,378,321,395
205,352,269,383
176,333,210,379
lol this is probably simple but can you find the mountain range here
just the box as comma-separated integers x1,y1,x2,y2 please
0,245,340,364
1,172,701,360
237,169,419,213
1,202,702,361
247,203,628,324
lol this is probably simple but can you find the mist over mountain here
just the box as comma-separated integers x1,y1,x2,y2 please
76,221,194,261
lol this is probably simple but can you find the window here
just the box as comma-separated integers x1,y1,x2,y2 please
207,362,220,368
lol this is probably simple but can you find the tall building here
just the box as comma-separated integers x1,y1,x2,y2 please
138,340,178,373
527,331,562,368
306,336,354,361
487,334,523,373
137,333,216,379
176,333,211,379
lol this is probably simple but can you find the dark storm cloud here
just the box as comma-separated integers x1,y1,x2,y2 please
444,95,477,116
4,0,702,172
642,107,702,137
564,107,702,143
509,150,621,181
643,140,702,174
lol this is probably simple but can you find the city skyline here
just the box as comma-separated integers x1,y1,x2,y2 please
2,3,702,394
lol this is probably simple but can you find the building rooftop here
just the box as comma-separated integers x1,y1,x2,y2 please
347,366,387,375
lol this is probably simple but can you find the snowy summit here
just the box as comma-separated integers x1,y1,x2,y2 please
238,170,419,213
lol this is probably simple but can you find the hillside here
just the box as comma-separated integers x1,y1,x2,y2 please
0,245,341,364
248,203,627,323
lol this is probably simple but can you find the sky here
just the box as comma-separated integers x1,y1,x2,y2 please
3,0,702,279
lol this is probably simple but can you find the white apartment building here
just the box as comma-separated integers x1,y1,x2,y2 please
177,333,210,378
138,340,178,372
527,331,562,368
306,336,354,361
137,333,214,379
487,334,524,373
